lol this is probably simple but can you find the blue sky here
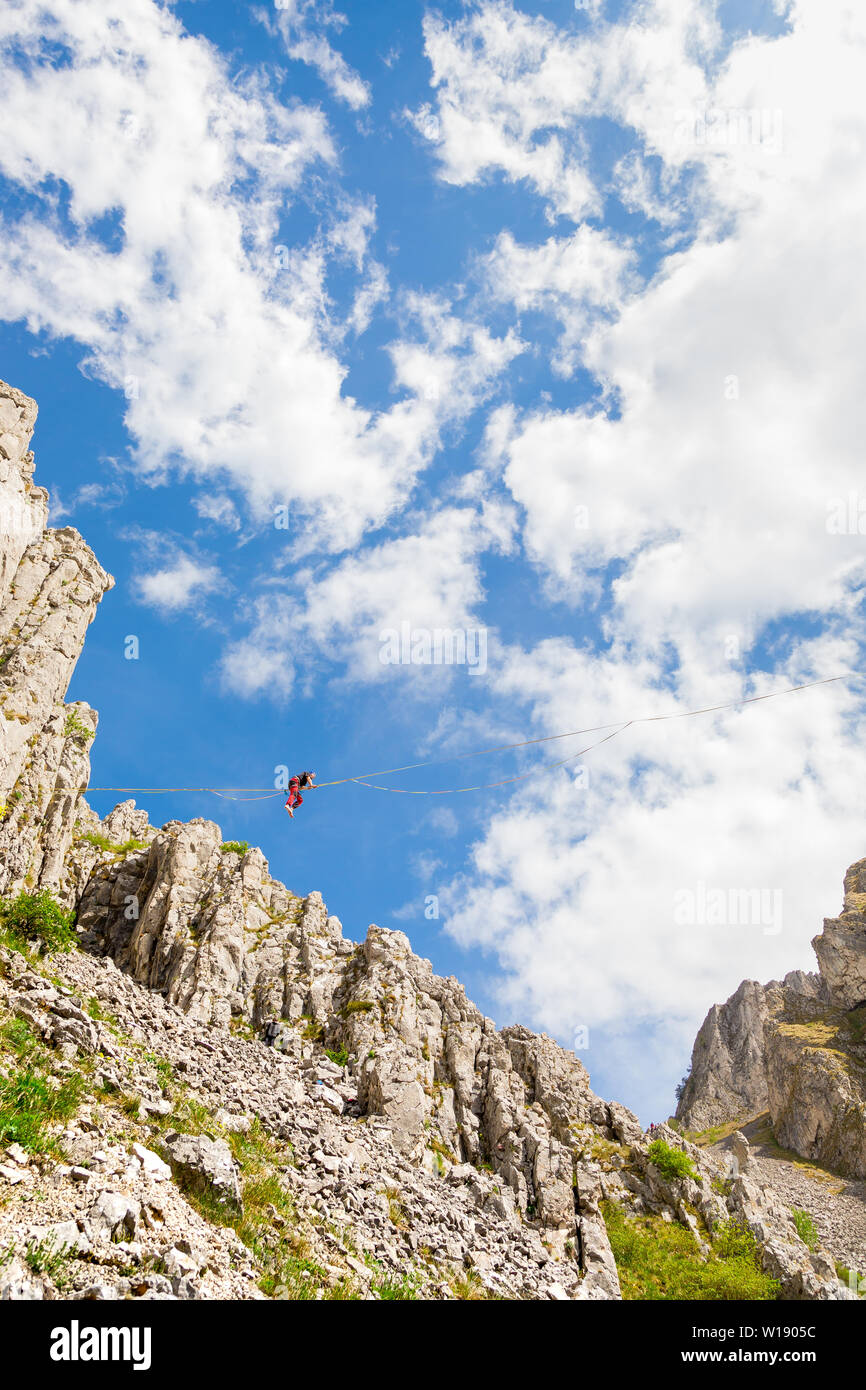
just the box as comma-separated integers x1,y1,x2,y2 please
2,0,865,1123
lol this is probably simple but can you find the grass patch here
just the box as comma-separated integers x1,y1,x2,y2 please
647,1138,697,1182
450,1267,492,1301
340,1000,374,1017
80,832,148,857
155,1106,350,1300
220,842,249,857
1,891,76,953
324,1045,348,1068
836,1263,866,1295
24,1232,75,1287
373,1270,423,1300
382,1184,409,1229
145,1053,174,1093
0,1020,86,1154
791,1208,820,1250
430,1135,456,1168
686,1115,757,1147
602,1202,780,1301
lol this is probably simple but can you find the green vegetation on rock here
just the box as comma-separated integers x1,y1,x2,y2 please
602,1201,780,1301
63,709,94,745
647,1137,697,1182
791,1208,820,1250
0,1019,85,1154
1,890,77,953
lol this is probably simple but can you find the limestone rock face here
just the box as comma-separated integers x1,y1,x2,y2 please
813,857,866,1010
0,381,45,594
677,971,825,1133
764,1010,866,1177
0,379,114,897
74,811,622,1261
678,860,866,1181
676,980,775,1132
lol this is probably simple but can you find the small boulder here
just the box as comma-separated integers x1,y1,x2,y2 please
163,1133,242,1211
132,1143,171,1181
731,1130,751,1175
0,1257,44,1300
31,1219,90,1256
90,1190,141,1242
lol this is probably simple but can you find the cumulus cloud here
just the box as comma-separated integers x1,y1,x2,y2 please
493,0,866,646
419,0,866,1114
414,0,719,220
478,225,636,375
220,499,517,698
0,0,515,557
136,555,222,613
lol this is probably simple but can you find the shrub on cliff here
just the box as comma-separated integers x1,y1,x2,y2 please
0,890,77,952
647,1137,697,1182
63,709,94,745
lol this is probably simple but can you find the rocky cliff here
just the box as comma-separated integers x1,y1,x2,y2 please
0,379,850,1301
0,380,113,899
678,859,866,1181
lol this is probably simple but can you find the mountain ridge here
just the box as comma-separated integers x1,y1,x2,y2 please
0,377,848,1301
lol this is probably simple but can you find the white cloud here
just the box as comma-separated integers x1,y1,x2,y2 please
493,0,866,643
421,0,866,1114
220,499,516,697
415,0,720,221
47,475,126,521
263,0,371,110
0,1,515,557
478,225,636,376
611,150,685,228
136,555,221,612
192,493,241,532
414,3,600,221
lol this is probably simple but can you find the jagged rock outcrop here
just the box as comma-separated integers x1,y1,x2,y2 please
676,971,825,1133
813,857,866,1010
0,382,45,591
0,378,852,1300
0,379,113,899
72,807,628,1262
676,979,775,1132
678,859,866,1180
